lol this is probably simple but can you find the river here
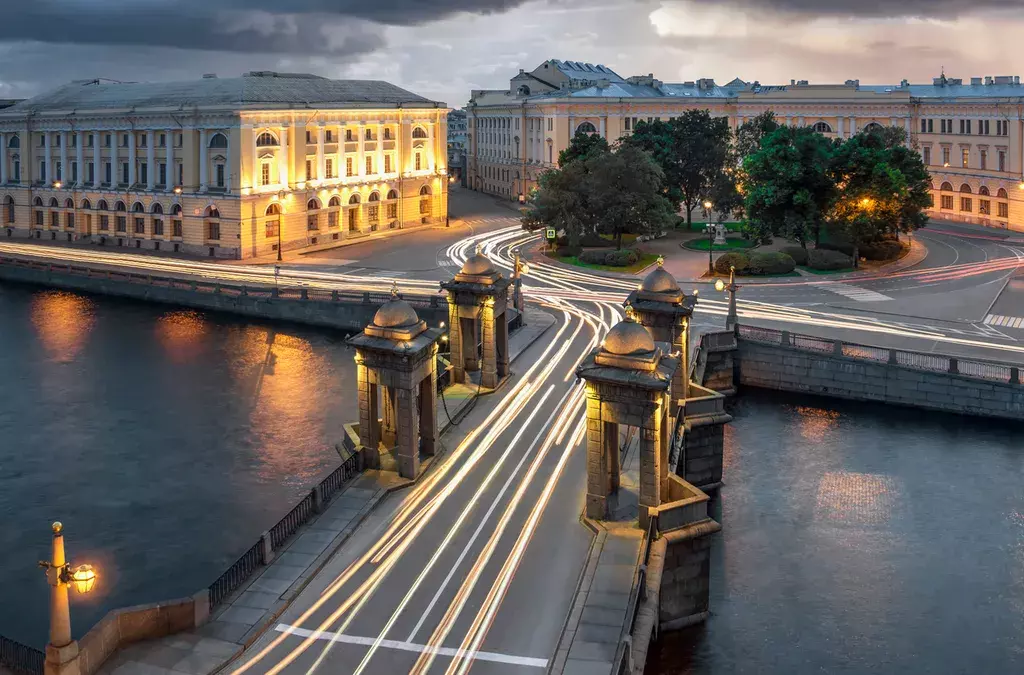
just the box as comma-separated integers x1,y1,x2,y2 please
0,283,357,647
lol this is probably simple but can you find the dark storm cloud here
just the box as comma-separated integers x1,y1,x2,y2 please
686,0,1024,18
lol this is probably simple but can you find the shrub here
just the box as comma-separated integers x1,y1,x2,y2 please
816,240,855,257
780,246,809,266
747,252,796,275
578,249,609,264
556,231,608,248
714,251,750,275
807,248,853,270
603,250,639,267
859,240,903,261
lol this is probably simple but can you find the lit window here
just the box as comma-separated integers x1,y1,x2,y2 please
326,158,334,179
346,157,353,177
962,148,970,168
261,162,271,186
999,202,1009,218
960,197,972,212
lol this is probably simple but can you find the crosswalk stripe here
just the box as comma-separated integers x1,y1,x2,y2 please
813,281,892,302
984,313,1024,329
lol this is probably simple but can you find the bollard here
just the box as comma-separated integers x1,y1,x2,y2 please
1011,367,1020,385
301,288,308,300
888,350,899,365
832,340,843,356
260,531,274,564
948,358,959,374
780,330,790,347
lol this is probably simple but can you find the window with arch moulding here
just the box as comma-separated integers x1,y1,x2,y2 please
256,132,278,147
208,133,228,149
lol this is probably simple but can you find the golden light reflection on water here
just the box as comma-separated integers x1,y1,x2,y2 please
155,310,208,363
814,471,901,526
30,291,95,362
795,405,841,443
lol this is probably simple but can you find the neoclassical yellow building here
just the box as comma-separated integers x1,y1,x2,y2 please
0,71,449,258
469,60,1024,231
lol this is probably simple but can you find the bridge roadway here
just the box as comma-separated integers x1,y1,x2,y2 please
4,192,1024,673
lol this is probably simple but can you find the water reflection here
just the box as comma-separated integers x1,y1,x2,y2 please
30,291,95,362
155,310,208,364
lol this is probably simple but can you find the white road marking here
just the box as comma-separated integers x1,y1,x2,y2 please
813,281,892,302
368,270,407,277
985,314,1024,330
273,624,548,668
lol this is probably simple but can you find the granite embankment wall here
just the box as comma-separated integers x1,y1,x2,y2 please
0,256,448,331
736,325,1024,420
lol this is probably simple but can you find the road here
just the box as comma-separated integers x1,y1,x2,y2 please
4,187,1024,673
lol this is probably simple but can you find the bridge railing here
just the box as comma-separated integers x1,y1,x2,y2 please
737,324,1022,385
0,255,446,310
0,635,44,675
613,513,658,675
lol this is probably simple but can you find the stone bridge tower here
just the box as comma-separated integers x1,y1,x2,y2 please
440,248,512,389
576,318,679,529
347,289,443,479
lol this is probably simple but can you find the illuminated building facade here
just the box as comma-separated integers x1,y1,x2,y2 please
469,60,1024,231
0,71,449,258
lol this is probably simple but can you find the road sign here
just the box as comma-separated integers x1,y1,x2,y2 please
545,228,556,240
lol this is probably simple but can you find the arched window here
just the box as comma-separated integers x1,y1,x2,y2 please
48,197,59,208
328,196,341,207
256,132,278,147
132,201,145,212
4,195,13,224
208,133,228,148
812,121,833,133
265,203,281,239
7,135,19,149
97,199,108,211
115,201,127,212
863,122,884,133
80,199,91,210
265,203,281,216
412,127,428,139
64,198,74,209
33,197,43,207
997,188,1009,199
940,182,953,192
960,184,972,194
979,186,990,196
171,204,182,216
419,185,431,196
152,202,163,214
576,121,597,134
368,191,380,202
205,206,220,218
307,198,320,211
349,194,360,205
517,85,531,96
386,189,398,200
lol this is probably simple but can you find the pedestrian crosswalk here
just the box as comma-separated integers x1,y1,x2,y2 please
984,314,1024,329
459,216,518,226
812,281,892,302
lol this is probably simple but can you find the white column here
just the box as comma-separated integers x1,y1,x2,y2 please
109,131,117,186
849,117,857,135
376,122,383,177
599,117,606,138
278,126,288,186
426,122,435,172
317,125,325,182
44,132,52,184
59,132,68,185
227,129,237,192
797,116,805,127
837,116,844,138
785,116,792,127
904,117,911,138
357,123,365,177
146,131,155,190
75,132,84,186
128,132,136,186
198,129,208,190
166,129,174,188
93,133,102,187
0,132,6,185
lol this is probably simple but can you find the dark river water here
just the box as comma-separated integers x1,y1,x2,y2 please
649,389,1024,674
0,283,357,647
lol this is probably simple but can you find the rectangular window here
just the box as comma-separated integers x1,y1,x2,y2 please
983,120,990,135
940,119,946,134
966,120,972,134
35,210,43,226
153,218,164,235
139,162,148,185
306,159,313,180
139,134,147,148
71,162,78,183
346,157,353,177
104,133,111,148
961,197,972,212
345,129,353,142
207,221,220,240
384,128,392,140
99,215,109,231
387,203,397,219
134,217,145,234
216,164,224,188
999,202,1009,218
177,163,183,186
67,213,74,229
159,133,166,147
962,148,970,168
116,216,126,232
159,163,166,186
55,134,61,147
266,218,279,238
121,134,128,147
70,135,76,148
172,219,182,237
87,134,94,147
415,154,422,171
326,158,334,179
942,148,950,165
980,200,991,215
327,130,334,143
121,163,129,185
419,198,428,214
920,119,927,134
980,150,987,170
40,161,46,182
941,195,954,210
923,147,931,165
88,163,94,184
959,119,965,134
626,117,632,131
50,212,59,228
366,156,373,175
308,213,319,231
305,130,312,144
55,161,61,181
328,211,337,228
261,162,271,186
547,118,553,131
369,205,379,222
38,135,44,147
999,151,1006,172
384,155,392,173
13,160,19,181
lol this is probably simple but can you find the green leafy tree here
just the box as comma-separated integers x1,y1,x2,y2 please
742,126,836,247
586,145,676,249
558,130,610,166
521,160,591,254
735,111,780,160
625,110,734,229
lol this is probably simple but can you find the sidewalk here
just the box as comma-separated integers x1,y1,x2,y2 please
96,308,556,675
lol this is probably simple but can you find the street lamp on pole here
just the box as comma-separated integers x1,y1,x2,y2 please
704,224,715,277
39,522,97,675
512,251,530,325
715,265,740,332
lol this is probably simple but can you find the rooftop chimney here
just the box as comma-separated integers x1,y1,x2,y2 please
202,73,217,79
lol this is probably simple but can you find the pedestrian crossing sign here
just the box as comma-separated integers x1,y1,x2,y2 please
545,228,556,240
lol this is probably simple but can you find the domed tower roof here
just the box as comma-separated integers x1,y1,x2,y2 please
640,266,680,294
372,298,420,329
601,320,655,357
460,252,496,277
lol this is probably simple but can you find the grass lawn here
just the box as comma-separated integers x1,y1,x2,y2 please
684,238,757,252
549,251,661,274
798,266,855,275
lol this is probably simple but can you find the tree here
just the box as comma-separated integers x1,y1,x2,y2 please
742,126,836,247
735,111,780,160
625,110,734,229
559,129,610,166
521,160,591,254
586,145,676,249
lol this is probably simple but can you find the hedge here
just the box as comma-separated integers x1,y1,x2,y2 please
859,240,903,261
714,252,750,275
816,241,856,257
578,249,639,266
807,249,853,270
747,252,796,275
780,246,809,266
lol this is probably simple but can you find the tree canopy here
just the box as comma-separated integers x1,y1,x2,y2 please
559,129,610,166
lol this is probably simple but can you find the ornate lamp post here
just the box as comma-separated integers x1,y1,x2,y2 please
714,265,739,332
512,251,530,324
446,174,454,228
38,522,97,675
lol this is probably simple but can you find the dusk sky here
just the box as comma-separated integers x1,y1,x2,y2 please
2,1,1023,107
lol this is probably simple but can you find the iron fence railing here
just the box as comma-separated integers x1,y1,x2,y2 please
208,540,265,609
613,514,659,675
0,635,44,675
737,324,1022,385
